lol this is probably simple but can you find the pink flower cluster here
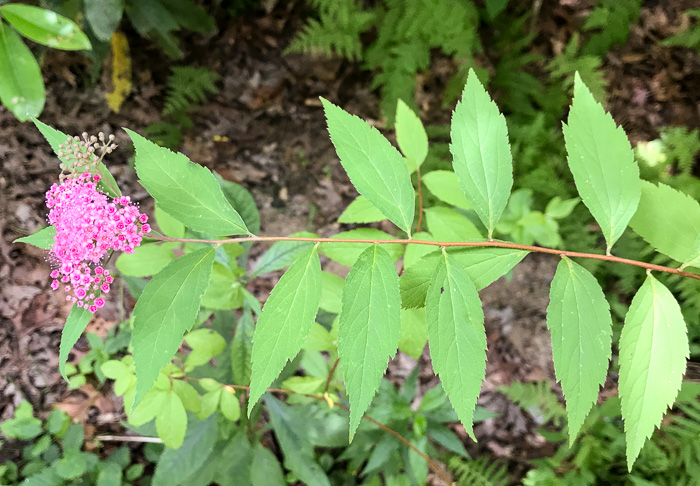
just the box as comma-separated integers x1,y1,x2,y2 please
46,173,150,312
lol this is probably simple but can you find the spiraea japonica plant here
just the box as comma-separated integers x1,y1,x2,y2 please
16,69,700,478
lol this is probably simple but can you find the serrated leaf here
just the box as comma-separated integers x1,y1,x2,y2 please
563,73,640,252
395,99,428,173
425,251,486,439
322,98,415,235
116,244,175,277
0,5,91,50
320,271,344,314
216,174,261,236
629,181,700,267
399,308,427,359
33,118,121,196
0,22,44,121
248,248,322,413
14,226,56,249
320,228,404,266
450,69,513,238
337,195,387,224
231,303,254,386
339,245,401,439
126,129,249,236
155,204,185,238
424,207,482,241
250,232,316,277
400,247,527,308
546,257,612,443
619,275,688,469
59,304,93,380
422,171,471,209
403,231,435,269
132,248,215,405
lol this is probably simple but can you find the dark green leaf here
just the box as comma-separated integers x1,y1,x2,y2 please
0,22,44,120
59,304,92,379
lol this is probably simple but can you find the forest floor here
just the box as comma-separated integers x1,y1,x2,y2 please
1,0,698,482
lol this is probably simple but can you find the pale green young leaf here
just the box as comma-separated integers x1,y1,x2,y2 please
422,171,471,209
0,4,91,50
546,257,612,444
629,181,700,267
400,247,527,308
219,389,240,422
14,226,56,249
338,245,401,439
0,23,44,121
320,271,345,314
320,228,404,266
132,248,215,405
450,69,513,238
563,73,640,252
424,207,482,242
157,392,187,449
619,275,688,469
59,304,92,379
155,205,185,238
337,195,387,224
248,248,322,414
322,98,415,235
399,308,427,360
403,231,435,269
116,244,175,277
303,323,336,352
172,380,200,413
32,118,121,196
395,99,428,173
250,231,316,277
184,328,226,370
425,251,486,439
126,129,249,236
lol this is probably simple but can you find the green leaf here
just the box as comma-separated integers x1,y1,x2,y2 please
157,392,187,449
320,271,344,314
84,0,123,41
545,197,580,220
184,328,226,370
563,73,640,252
250,231,316,277
231,303,254,386
322,98,415,235
619,275,688,469
1,5,91,50
403,231,435,269
116,244,175,277
395,99,428,172
450,69,513,238
303,322,336,352
58,304,93,380
155,204,185,238
422,171,471,209
126,129,249,236
546,257,612,443
424,207,482,241
152,415,217,485
398,308,427,359
32,118,121,196
0,22,44,121
216,174,261,236
132,248,215,405
629,181,700,267
425,251,486,439
320,228,403,266
265,396,331,486
14,226,56,249
400,247,526,308
219,388,240,422
251,444,285,486
337,195,387,224
339,245,401,439
248,248,322,414
201,263,244,310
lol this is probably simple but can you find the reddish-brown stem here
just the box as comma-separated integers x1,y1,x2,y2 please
149,234,700,281
325,358,340,393
415,167,424,233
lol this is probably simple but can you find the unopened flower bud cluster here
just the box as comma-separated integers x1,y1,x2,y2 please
57,132,117,181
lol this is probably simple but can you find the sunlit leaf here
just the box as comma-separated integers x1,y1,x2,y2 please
58,304,92,379
14,226,56,249
0,23,44,121
395,99,428,172
422,170,471,209
0,4,91,50
337,195,386,224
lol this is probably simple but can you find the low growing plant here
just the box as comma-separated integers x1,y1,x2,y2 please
14,70,700,482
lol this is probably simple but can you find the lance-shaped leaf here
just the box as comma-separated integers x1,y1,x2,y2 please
337,195,386,224
629,181,700,268
425,251,486,439
58,304,92,379
322,98,415,235
248,248,322,414
250,232,316,277
0,22,44,121
338,245,401,440
547,257,612,443
563,73,640,252
132,248,215,405
0,4,91,50
422,170,471,209
395,99,428,173
14,226,56,249
126,129,249,236
619,275,688,470
450,69,513,238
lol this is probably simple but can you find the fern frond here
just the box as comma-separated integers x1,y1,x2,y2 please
448,456,509,486
582,0,642,56
548,34,607,102
661,9,700,53
499,381,567,427
163,66,219,117
660,126,700,176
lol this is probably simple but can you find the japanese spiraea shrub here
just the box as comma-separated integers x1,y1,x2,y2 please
18,70,700,470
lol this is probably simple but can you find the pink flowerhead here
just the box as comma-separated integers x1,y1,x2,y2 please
95,266,103,275
51,280,59,290
105,276,114,284
101,284,110,293
88,305,97,313
75,288,87,299
95,298,105,308
139,214,148,223
93,174,101,182
141,224,151,233
50,270,59,279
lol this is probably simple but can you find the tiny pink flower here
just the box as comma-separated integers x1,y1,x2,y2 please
141,224,151,233
50,270,59,279
95,298,105,308
101,284,110,293
51,280,60,290
88,305,97,313
105,276,113,284
93,174,101,182
139,214,148,223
